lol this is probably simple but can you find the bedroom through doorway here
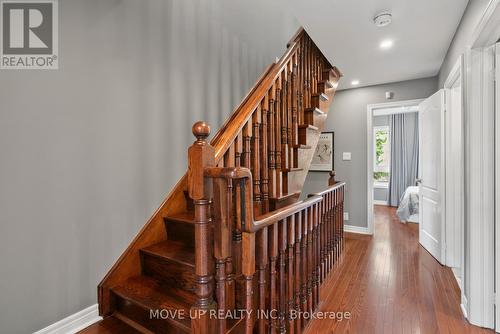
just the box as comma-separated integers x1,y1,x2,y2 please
367,99,422,235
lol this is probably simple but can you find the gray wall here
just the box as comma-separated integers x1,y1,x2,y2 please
438,0,491,86
0,1,298,333
302,77,438,228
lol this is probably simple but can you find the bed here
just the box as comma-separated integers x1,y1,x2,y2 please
396,186,419,223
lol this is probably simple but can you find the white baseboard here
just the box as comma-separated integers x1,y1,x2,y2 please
33,304,102,334
461,295,469,319
373,200,388,206
344,224,371,235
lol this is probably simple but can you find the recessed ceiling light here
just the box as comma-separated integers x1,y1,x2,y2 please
351,80,360,86
380,39,394,49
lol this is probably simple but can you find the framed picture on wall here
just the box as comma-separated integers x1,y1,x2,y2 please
310,132,334,171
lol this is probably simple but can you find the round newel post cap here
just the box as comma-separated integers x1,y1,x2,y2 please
329,170,336,177
192,121,210,141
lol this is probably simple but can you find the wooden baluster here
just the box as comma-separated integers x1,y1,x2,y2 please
278,219,288,333
275,77,283,197
314,43,319,94
243,121,252,169
306,206,313,313
261,98,270,213
233,132,243,308
287,215,296,333
336,188,340,261
291,53,299,150
280,71,288,174
268,88,277,200
300,209,308,317
298,41,304,126
252,109,262,216
257,227,268,334
323,193,331,274
294,212,303,332
330,191,335,271
213,177,233,334
224,143,235,168
334,190,339,262
311,46,318,95
235,133,243,167
188,122,216,334
303,39,311,108
314,203,320,309
242,232,256,334
286,61,293,168
307,38,312,106
341,185,345,252
320,195,326,282
269,224,279,334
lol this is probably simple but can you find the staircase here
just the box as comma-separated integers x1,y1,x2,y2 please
80,28,344,334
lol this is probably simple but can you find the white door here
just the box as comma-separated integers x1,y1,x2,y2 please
418,90,445,264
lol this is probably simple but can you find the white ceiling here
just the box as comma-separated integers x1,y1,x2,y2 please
290,0,469,90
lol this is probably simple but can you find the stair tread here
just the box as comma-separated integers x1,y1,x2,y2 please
282,168,304,173
298,124,319,131
313,92,329,101
318,80,334,88
141,240,195,268
112,276,196,315
164,211,195,224
77,316,142,334
269,191,301,201
304,107,325,115
292,144,311,149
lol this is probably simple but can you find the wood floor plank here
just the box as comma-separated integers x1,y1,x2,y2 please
304,206,493,334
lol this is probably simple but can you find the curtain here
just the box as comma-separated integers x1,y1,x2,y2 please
388,112,419,207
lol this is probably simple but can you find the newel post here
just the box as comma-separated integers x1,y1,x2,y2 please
188,121,216,334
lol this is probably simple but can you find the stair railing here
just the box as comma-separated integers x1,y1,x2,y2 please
188,122,345,334
207,28,340,213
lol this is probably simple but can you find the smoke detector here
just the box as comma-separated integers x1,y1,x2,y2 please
373,12,392,27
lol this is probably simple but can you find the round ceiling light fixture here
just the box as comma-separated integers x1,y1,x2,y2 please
373,11,392,27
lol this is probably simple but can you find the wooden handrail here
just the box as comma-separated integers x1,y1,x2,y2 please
308,181,346,197
209,28,305,162
205,166,322,232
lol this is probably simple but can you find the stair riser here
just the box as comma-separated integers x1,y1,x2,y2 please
311,95,329,111
322,69,337,82
298,126,317,146
164,220,195,246
317,82,331,95
112,294,191,334
304,111,326,128
140,253,196,293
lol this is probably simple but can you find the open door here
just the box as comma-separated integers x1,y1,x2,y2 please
418,90,445,264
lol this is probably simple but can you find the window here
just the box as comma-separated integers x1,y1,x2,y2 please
373,126,390,183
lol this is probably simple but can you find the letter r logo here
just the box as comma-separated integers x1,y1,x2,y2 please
2,2,53,54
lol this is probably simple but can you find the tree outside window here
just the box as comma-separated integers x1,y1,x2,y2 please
373,126,390,183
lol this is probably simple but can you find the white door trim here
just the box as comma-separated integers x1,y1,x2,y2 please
443,55,465,288
464,1,500,328
366,99,424,235
464,45,495,329
495,43,500,332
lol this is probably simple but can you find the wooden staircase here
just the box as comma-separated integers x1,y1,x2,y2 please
80,28,344,334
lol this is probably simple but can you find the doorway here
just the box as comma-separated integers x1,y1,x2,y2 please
366,99,423,235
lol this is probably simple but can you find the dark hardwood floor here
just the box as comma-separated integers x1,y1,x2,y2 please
304,205,493,334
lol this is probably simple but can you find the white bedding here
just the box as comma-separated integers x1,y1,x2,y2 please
396,186,419,223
